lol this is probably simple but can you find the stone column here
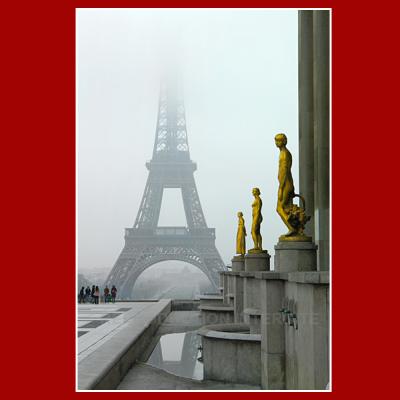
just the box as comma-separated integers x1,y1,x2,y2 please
222,272,229,304
313,10,330,271
298,10,315,239
233,273,244,323
260,277,285,389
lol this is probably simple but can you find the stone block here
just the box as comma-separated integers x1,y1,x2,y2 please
254,271,282,280
236,340,261,385
234,275,244,323
199,325,261,386
243,276,262,317
260,280,285,354
319,271,329,284
245,251,271,272
199,295,223,307
261,350,285,390
288,271,320,284
283,281,329,390
274,241,318,272
231,255,245,272
200,305,234,325
249,314,261,334
239,271,255,278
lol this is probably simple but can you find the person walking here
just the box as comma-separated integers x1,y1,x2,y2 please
94,286,100,304
111,285,117,303
85,286,91,303
79,287,85,303
91,285,95,304
104,286,110,303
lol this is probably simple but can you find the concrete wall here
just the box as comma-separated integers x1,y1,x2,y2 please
234,273,244,323
215,270,329,390
243,273,261,323
260,277,286,389
284,280,329,389
199,324,261,386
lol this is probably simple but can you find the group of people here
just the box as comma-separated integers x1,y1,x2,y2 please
78,285,117,304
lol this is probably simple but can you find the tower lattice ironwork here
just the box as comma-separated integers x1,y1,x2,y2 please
105,79,226,298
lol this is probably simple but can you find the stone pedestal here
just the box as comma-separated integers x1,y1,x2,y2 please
231,255,245,272
274,241,318,272
244,252,271,272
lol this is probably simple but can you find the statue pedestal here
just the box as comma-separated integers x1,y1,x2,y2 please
274,240,318,272
231,255,245,272
244,251,270,272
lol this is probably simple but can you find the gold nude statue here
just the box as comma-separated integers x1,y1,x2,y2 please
249,188,263,252
275,133,311,241
236,212,246,256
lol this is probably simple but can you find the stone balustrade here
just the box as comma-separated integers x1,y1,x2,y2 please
204,267,329,390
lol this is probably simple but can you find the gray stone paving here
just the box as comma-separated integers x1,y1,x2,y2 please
78,300,171,389
77,301,158,362
78,306,261,390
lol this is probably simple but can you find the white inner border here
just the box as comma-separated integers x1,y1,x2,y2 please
75,7,333,393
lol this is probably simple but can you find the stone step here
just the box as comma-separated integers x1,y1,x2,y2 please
199,294,224,306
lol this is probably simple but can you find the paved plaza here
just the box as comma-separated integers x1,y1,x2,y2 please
77,301,163,363
77,302,260,390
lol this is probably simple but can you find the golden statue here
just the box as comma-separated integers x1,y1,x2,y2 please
236,212,246,256
275,133,311,241
249,188,264,252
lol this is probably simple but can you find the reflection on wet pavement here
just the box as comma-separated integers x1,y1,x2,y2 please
146,332,203,380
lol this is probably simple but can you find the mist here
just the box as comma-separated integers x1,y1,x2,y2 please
77,8,298,278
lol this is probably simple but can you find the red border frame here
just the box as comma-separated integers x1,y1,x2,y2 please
3,0,394,397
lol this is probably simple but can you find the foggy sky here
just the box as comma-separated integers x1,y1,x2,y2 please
77,8,299,272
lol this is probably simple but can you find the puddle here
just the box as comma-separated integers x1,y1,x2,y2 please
146,332,203,380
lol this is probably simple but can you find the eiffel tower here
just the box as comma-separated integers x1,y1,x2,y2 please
105,79,226,298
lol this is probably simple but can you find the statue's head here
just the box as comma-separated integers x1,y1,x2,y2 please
252,187,260,196
237,211,243,217
275,133,287,148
